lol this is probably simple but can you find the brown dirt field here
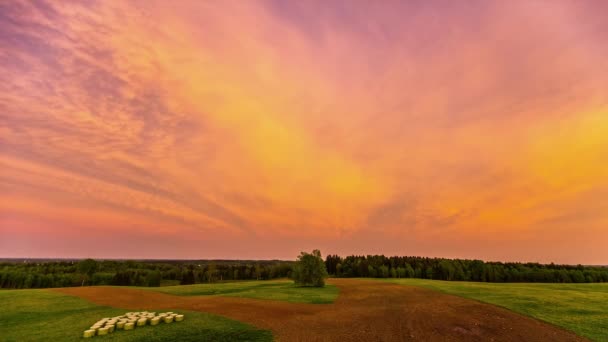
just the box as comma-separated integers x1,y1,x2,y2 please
54,278,587,341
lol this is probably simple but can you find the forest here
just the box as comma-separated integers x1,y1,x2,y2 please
1,254,607,289
0,259,292,289
325,255,608,283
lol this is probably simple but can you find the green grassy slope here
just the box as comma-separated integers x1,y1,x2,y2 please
142,279,338,304
0,289,272,342
385,278,608,341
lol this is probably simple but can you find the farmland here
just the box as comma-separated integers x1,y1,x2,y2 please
0,278,602,341
384,278,608,341
0,289,271,342
2,278,600,341
141,279,338,304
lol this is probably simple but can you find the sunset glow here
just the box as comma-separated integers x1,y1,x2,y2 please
1,0,607,263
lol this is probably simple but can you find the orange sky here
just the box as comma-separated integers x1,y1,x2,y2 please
1,0,607,263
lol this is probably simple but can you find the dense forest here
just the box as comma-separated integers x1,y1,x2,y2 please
325,255,608,283
1,254,607,289
0,259,292,289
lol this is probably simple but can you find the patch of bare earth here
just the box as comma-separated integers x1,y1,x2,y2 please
54,279,587,341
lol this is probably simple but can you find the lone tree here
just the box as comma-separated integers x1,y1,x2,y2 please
77,258,98,286
292,250,328,287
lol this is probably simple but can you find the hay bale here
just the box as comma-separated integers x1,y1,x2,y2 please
150,317,161,326
124,322,135,330
163,316,174,324
97,327,109,336
106,324,115,333
137,318,148,326
83,330,96,338
175,315,184,322
116,321,126,329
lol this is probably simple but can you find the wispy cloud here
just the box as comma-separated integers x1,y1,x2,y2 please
1,0,607,262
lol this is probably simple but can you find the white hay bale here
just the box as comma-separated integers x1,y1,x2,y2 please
116,321,126,329
106,325,115,333
83,330,96,338
124,322,135,330
97,327,109,336
137,318,148,326
150,317,161,326
163,316,174,324
175,315,184,322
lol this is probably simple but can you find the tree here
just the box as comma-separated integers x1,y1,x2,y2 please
206,263,217,283
146,271,162,287
292,250,328,287
180,267,195,285
254,263,262,280
77,259,98,286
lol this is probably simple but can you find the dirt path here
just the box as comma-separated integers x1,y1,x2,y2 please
54,279,586,341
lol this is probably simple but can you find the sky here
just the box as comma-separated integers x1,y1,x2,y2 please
1,0,607,264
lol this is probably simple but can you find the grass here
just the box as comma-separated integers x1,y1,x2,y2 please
384,278,608,341
0,289,272,342
142,279,339,304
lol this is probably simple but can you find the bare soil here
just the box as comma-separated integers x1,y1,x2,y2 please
55,278,587,341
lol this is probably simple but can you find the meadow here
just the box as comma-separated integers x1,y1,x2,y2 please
141,279,339,304
0,289,272,342
1,278,606,341
385,278,608,341
0,280,335,341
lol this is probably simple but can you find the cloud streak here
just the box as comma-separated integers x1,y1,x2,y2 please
1,0,607,263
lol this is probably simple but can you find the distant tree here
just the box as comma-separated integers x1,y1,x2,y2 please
292,250,328,287
324,254,342,275
404,264,415,278
368,265,377,278
379,265,390,278
206,263,217,283
254,264,262,280
180,267,195,285
77,259,98,286
146,271,162,287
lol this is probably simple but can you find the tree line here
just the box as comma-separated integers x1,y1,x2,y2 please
2,254,607,289
324,254,608,283
0,259,292,289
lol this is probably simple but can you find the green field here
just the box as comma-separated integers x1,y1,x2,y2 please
2,279,605,341
142,279,339,304
385,278,608,341
0,289,272,342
